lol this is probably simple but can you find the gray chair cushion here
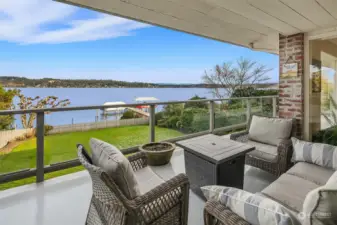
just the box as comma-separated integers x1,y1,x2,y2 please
302,171,337,225
248,116,293,146
247,140,278,156
262,173,319,212
292,137,337,170
90,138,141,199
134,167,165,194
286,162,334,186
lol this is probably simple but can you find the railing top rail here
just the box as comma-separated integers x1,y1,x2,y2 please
0,95,278,115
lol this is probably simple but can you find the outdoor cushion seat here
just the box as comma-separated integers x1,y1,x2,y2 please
134,167,165,194
286,162,334,186
231,115,296,176
246,140,278,161
261,173,319,212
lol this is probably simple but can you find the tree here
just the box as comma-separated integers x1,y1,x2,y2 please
184,95,208,109
0,85,17,130
16,90,70,129
202,57,272,98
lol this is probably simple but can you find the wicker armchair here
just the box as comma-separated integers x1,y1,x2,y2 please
204,201,250,225
77,146,190,225
230,117,296,176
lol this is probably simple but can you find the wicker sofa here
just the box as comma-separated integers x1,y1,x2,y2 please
230,115,296,176
204,138,337,225
77,138,190,225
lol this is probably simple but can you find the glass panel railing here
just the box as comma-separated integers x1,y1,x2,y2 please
253,97,274,117
214,99,247,129
46,108,151,165
155,103,186,142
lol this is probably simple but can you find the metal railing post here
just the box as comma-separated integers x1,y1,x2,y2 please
272,97,277,117
149,105,155,142
36,112,45,183
246,99,251,125
209,101,215,132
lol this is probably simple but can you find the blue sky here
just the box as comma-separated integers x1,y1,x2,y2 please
0,0,278,84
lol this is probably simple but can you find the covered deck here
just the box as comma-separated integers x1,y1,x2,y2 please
0,139,277,225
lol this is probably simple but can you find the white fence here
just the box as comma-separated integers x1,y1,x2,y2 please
0,128,33,149
49,118,149,134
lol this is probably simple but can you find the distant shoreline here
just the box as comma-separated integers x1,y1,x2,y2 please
4,86,215,89
0,76,278,89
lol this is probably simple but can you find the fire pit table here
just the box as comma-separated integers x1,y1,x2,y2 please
177,134,255,198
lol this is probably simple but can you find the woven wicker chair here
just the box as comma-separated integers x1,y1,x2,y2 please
230,116,296,177
77,145,190,225
204,201,250,225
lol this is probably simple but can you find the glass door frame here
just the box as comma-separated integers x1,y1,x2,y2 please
304,29,337,140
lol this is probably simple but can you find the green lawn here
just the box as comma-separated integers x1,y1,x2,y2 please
0,125,183,190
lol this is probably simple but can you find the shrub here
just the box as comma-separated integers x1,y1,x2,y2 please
313,126,337,146
179,108,208,133
25,132,33,139
155,111,164,125
15,135,26,141
121,110,140,119
184,95,208,109
44,125,54,136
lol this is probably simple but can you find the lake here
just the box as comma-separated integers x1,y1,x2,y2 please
12,88,214,127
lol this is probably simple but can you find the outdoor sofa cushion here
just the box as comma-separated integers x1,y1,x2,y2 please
134,167,164,194
261,173,319,212
291,137,337,170
248,115,293,146
90,138,141,199
302,170,337,225
262,161,334,213
201,185,301,225
286,162,334,186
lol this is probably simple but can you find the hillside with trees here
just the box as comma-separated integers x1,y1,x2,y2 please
0,76,277,88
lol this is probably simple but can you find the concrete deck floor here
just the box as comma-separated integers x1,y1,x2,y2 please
0,142,277,225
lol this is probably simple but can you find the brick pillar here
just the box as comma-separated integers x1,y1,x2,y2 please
279,33,304,138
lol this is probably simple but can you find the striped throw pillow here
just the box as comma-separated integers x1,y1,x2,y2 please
291,137,337,170
201,186,301,225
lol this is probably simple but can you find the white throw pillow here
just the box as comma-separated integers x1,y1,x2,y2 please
302,184,337,225
201,185,301,225
291,137,337,170
248,116,293,146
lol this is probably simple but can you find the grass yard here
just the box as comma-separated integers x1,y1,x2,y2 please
0,125,183,190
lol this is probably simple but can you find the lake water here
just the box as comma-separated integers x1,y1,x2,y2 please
12,88,214,127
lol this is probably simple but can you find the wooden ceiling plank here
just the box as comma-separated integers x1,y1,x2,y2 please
167,0,215,14
125,0,267,38
55,0,278,52
208,7,278,35
316,0,337,20
280,0,337,28
204,0,300,35
247,0,317,31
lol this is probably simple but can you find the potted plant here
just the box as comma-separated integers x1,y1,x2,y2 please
139,142,175,166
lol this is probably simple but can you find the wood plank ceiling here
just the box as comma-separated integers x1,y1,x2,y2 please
55,0,337,54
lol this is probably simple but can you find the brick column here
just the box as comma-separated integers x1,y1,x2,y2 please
279,33,304,138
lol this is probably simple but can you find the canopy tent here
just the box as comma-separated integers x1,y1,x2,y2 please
55,0,337,54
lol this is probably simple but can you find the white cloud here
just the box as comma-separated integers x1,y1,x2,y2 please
0,0,150,44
